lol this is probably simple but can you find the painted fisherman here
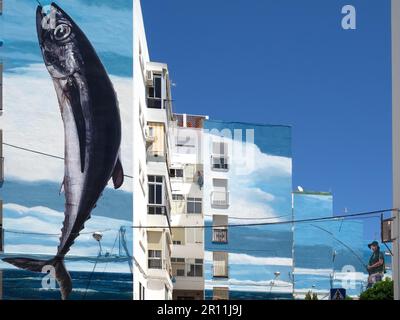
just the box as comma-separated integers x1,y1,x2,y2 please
366,241,385,289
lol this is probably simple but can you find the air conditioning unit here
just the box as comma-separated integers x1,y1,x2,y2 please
146,70,153,86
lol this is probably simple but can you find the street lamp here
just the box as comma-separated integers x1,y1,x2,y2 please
92,232,103,256
269,271,281,294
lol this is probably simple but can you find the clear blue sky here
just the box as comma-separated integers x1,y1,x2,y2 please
141,0,392,239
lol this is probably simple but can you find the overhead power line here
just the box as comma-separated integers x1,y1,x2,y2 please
1,208,395,237
2,142,134,179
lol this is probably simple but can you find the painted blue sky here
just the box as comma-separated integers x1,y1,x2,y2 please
141,0,392,240
2,0,132,76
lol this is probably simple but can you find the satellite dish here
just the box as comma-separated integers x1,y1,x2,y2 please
297,186,304,192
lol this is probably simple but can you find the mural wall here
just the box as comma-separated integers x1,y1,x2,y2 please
203,120,294,299
0,0,133,300
293,192,376,298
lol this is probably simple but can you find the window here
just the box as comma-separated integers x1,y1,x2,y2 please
213,141,228,155
139,162,146,196
139,42,145,76
147,74,162,109
139,102,146,138
173,240,182,245
212,215,228,244
213,252,228,278
212,141,229,170
148,250,162,269
171,257,185,277
187,197,202,214
211,179,229,207
170,168,184,178
213,287,229,300
187,259,203,277
148,176,165,215
172,194,184,201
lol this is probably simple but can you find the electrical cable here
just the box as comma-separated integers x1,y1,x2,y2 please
2,142,134,179
0,208,392,236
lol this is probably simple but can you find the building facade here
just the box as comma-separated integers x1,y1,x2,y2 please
133,0,173,300
169,114,207,300
203,120,294,300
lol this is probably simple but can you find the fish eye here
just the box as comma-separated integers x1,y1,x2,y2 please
54,24,71,41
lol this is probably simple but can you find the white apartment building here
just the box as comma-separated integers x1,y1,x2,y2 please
169,114,207,300
133,0,173,300
134,0,207,300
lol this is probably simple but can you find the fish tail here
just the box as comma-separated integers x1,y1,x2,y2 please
3,256,72,300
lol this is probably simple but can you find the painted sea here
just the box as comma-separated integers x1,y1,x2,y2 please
2,269,133,300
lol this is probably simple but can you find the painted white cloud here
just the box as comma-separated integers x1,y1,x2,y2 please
203,131,292,223
205,278,293,294
205,251,292,267
0,64,133,192
294,268,333,276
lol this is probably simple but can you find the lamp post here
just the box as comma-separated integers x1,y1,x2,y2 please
92,232,103,257
392,0,400,301
269,271,281,294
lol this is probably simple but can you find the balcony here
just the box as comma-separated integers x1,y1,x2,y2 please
211,191,229,208
148,258,162,269
147,97,162,109
212,228,228,244
211,155,229,171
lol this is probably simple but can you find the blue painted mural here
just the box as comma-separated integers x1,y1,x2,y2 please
203,120,294,299
0,0,133,300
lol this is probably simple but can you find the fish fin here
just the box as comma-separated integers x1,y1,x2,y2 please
112,157,124,189
2,257,72,300
66,77,86,173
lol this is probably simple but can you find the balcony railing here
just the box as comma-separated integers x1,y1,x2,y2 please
148,258,162,269
211,155,229,171
212,228,228,244
147,97,162,109
211,191,229,208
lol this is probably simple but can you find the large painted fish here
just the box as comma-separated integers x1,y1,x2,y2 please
3,2,124,300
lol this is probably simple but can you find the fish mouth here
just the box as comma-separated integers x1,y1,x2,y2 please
36,4,46,46
36,3,59,45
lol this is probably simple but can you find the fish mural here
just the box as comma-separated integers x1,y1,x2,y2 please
2,2,124,300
